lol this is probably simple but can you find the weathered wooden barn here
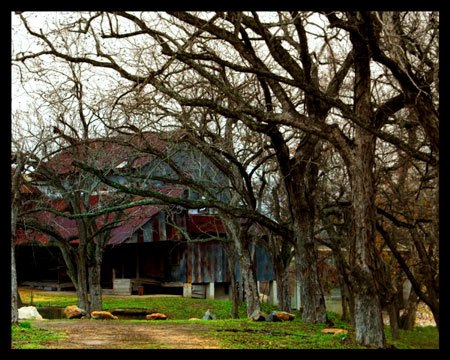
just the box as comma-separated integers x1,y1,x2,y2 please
16,193,275,299
15,131,276,300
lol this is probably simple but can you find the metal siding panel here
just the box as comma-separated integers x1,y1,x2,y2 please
208,242,214,283
159,212,166,241
255,244,274,281
152,217,160,242
216,242,222,282
143,221,152,243
199,243,205,283
186,243,192,283
179,245,186,282
194,243,201,283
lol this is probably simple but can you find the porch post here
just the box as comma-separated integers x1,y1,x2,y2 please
183,283,192,298
269,280,278,305
206,282,215,300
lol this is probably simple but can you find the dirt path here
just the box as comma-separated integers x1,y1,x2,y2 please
33,320,223,349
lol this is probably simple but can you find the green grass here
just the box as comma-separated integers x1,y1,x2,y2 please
385,326,439,349
202,318,362,349
12,321,67,349
15,290,439,349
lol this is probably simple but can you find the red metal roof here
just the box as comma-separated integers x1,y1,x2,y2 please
187,214,226,235
44,131,185,176
16,185,186,246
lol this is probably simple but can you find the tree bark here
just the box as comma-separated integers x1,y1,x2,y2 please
11,244,19,324
11,158,23,325
222,215,260,317
331,250,354,324
348,146,385,347
225,242,240,318
387,303,400,340
75,251,91,315
399,288,419,330
344,18,386,347
88,242,104,311
294,221,327,323
88,262,103,311
273,251,291,312
269,128,327,324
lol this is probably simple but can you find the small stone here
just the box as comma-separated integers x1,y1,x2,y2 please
273,311,295,321
321,328,348,335
63,305,86,319
91,311,118,320
146,312,168,320
250,310,267,321
202,309,217,320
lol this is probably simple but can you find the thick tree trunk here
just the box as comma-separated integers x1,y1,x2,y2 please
222,215,260,317
399,288,418,330
269,233,292,312
273,255,291,312
294,228,327,323
285,170,328,323
346,23,386,347
341,284,354,324
88,262,103,312
224,241,240,318
269,127,327,324
230,269,240,318
75,252,91,315
11,162,22,325
387,303,400,340
11,244,19,324
332,251,354,324
348,141,385,347
88,244,104,311
238,246,260,317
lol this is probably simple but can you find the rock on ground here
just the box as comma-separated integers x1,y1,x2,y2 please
18,306,43,320
91,311,118,320
146,313,167,320
64,305,86,319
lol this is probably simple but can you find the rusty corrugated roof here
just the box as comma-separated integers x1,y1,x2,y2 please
187,214,226,235
43,131,185,176
16,185,186,246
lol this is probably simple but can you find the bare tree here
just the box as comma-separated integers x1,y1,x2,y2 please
13,11,438,347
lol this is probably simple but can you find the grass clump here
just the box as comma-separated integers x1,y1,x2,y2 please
12,322,66,349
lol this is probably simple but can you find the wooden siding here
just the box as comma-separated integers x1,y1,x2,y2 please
255,244,275,281
186,240,230,283
143,221,152,243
